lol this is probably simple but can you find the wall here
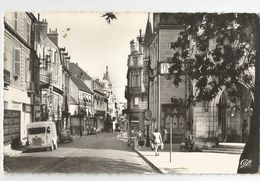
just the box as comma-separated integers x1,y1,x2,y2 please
5,12,32,46
4,12,33,146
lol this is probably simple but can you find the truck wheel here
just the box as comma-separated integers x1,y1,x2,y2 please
50,142,54,151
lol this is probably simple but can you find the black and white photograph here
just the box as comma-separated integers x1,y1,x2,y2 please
1,0,260,176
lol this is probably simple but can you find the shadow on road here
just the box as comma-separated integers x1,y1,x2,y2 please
58,133,135,152
4,155,154,174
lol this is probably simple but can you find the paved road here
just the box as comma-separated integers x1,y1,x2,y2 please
4,133,156,174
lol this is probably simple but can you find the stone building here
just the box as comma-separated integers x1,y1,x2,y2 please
143,13,189,143
93,78,108,132
69,62,95,130
143,13,254,145
59,47,71,131
3,12,40,148
33,15,64,131
101,66,116,132
125,30,149,135
69,75,93,135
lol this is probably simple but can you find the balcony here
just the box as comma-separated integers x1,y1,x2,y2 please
125,86,148,98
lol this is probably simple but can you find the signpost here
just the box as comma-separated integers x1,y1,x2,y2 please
168,108,178,162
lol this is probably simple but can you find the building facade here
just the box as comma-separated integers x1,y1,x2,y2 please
34,16,64,132
125,30,149,135
143,13,254,145
102,66,116,132
3,12,40,147
69,75,93,135
60,47,71,131
143,13,192,143
93,79,108,132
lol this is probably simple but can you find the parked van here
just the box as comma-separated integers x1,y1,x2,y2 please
26,121,58,151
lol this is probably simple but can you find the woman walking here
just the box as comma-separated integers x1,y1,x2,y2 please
152,129,163,156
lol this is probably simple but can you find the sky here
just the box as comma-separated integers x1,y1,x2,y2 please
40,12,148,102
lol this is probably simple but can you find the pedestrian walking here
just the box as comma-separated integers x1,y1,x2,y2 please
137,131,144,149
152,129,163,156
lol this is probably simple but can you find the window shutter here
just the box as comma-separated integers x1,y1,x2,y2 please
13,49,20,76
27,22,30,43
25,58,30,81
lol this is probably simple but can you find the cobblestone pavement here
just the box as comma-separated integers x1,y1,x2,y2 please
4,133,156,174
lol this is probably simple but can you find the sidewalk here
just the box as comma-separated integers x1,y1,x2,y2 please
117,132,241,174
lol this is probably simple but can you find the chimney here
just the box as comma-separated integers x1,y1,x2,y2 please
47,28,59,46
34,16,48,42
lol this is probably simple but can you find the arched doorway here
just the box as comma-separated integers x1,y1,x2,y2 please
217,83,253,143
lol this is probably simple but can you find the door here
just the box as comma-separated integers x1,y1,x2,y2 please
218,94,227,142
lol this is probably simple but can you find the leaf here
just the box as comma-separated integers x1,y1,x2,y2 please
102,12,117,24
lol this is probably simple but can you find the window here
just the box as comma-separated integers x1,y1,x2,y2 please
14,12,18,31
13,49,20,76
134,97,139,106
54,51,57,63
132,73,140,87
25,58,30,81
28,127,46,135
26,22,30,43
49,49,53,63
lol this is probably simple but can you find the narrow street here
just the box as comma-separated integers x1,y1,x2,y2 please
4,133,156,174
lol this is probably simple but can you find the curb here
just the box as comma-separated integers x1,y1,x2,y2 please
134,148,165,174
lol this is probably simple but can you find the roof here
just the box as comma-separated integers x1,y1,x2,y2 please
103,66,111,84
70,95,78,104
71,75,93,94
69,63,92,80
143,14,153,46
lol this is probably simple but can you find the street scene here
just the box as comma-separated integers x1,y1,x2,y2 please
4,133,155,174
2,12,260,174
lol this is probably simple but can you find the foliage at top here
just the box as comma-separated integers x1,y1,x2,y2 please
101,12,117,24
169,13,257,103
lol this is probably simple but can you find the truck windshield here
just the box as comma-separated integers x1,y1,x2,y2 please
28,127,46,135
